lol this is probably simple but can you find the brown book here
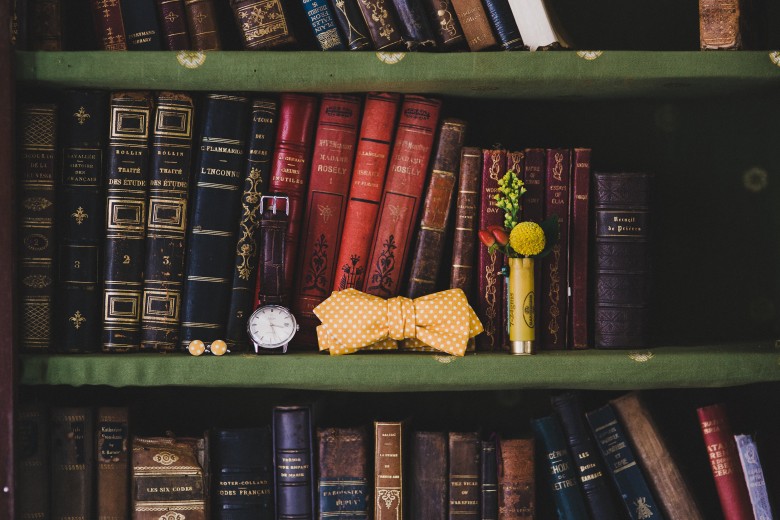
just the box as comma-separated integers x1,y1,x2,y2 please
611,392,705,520
375,421,407,520
317,426,370,517
156,0,191,50
231,0,298,49
450,146,481,298
411,431,448,520
498,438,535,520
569,148,591,349
355,0,406,50
448,432,481,519
97,407,129,520
448,0,498,51
700,0,743,50
184,0,222,50
90,0,127,50
17,402,49,520
30,0,61,50
51,406,95,520
421,0,468,50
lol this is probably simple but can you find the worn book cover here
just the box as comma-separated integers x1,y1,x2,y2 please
411,431,447,519
97,406,129,520
375,420,408,520
317,426,370,518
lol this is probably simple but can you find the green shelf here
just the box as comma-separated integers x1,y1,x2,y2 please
19,342,780,391
15,51,780,99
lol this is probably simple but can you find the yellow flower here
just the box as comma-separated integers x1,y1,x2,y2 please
509,221,546,257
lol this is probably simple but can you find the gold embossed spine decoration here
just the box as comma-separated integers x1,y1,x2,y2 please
231,0,296,50
699,0,742,50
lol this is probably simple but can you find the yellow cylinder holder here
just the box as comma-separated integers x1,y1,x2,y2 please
508,257,535,355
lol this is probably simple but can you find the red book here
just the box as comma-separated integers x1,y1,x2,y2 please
90,0,127,50
540,148,571,350
332,92,401,291
569,148,591,349
268,93,319,295
363,95,441,297
293,94,362,347
522,148,545,345
156,0,190,50
697,404,754,520
476,149,506,351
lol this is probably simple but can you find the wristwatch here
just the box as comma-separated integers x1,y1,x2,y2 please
247,195,299,353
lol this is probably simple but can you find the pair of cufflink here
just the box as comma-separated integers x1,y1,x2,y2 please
188,339,229,356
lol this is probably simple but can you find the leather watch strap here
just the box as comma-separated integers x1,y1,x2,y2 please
258,200,288,306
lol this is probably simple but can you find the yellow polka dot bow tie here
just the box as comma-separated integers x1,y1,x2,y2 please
313,288,483,356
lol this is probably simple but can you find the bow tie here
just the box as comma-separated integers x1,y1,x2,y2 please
313,288,483,356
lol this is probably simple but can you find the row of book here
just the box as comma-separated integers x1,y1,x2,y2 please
17,391,777,519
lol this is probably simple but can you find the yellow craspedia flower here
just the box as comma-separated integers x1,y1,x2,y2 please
509,221,546,257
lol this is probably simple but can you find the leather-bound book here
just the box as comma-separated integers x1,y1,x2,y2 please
301,0,346,50
97,406,130,520
551,392,622,519
332,92,400,292
12,0,28,49
476,148,506,351
482,0,525,50
268,93,319,295
734,434,774,520
317,426,370,519
449,146,481,298
448,0,497,51
293,94,361,346
156,0,191,49
521,148,544,336
611,392,704,520
231,0,298,49
19,103,57,353
530,415,589,520
355,0,405,50
406,118,467,299
697,403,753,520
329,0,373,50
17,402,49,520
184,0,222,49
411,431,447,520
102,91,153,353
30,0,61,50
497,438,535,520
56,90,107,354
448,432,480,519
480,439,497,520
180,94,250,349
273,405,315,520
51,406,95,520
364,95,441,298
390,0,437,50
375,420,407,520
593,172,653,349
700,0,744,50
120,0,164,49
585,404,664,520
140,92,195,352
213,427,275,519
225,99,278,352
421,0,467,50
90,0,127,50
569,148,591,350
540,148,571,350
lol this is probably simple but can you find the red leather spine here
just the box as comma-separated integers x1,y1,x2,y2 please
363,95,442,298
522,148,544,346
476,149,506,351
156,0,191,50
90,0,127,50
697,404,754,520
293,94,362,347
268,93,319,295
449,146,481,297
569,148,591,349
332,92,401,292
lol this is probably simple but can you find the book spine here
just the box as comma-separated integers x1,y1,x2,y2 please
102,91,153,353
293,94,361,346
448,432,480,519
497,438,535,520
420,0,467,49
231,0,298,49
364,95,441,298
332,92,400,292
156,0,191,50
97,407,129,520
30,0,62,50
449,146,481,297
184,0,222,49
522,148,544,345
12,0,28,49
481,439,497,520
390,0,437,50
19,103,57,353
355,0,406,50
540,148,571,350
273,405,315,520
90,0,127,50
375,421,405,520
697,404,754,520
569,148,591,349
530,415,589,520
448,0,498,51
140,92,195,352
51,407,95,520
225,99,278,352
120,0,164,49
734,434,774,520
329,0,373,50
301,0,346,50
17,403,49,520
505,0,561,50
411,431,447,520
179,94,250,349
476,148,506,351
699,0,742,50
406,118,467,299
268,93,319,296
482,0,525,50
317,426,370,519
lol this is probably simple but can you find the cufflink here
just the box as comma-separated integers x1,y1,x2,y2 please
188,339,229,356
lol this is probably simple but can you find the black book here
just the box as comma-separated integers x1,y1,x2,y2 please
482,0,526,50
120,0,164,49
17,402,49,520
273,405,315,520
411,431,447,519
51,406,95,520
390,0,437,50
328,0,372,50
56,89,107,353
481,439,498,520
449,432,481,519
179,93,250,350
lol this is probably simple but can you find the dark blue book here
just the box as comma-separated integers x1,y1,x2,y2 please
482,0,526,50
273,405,315,520
390,0,437,50
301,0,346,50
328,0,372,50
586,404,664,520
481,439,498,520
121,0,163,49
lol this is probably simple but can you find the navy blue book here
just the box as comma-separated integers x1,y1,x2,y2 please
481,439,498,520
301,0,346,50
273,405,315,520
530,415,589,520
390,0,437,50
121,0,164,49
482,0,526,50
586,404,664,520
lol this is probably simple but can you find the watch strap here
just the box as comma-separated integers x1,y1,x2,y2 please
259,203,288,306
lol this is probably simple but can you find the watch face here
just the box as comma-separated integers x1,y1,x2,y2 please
247,305,298,350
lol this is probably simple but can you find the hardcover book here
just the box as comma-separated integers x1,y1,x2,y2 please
482,0,525,49
156,0,191,49
231,0,298,49
569,148,591,349
375,420,407,520
521,147,544,330
390,0,437,50
497,437,535,520
317,426,370,519
329,0,372,50
355,0,405,50
505,0,568,50
421,0,467,49
699,0,744,50
273,405,315,520
301,0,346,50
90,0,127,50
411,431,447,520
448,432,481,519
17,402,49,520
51,406,95,520
734,434,775,520
184,0,222,49
30,0,61,50
449,146,481,298
97,406,130,520
120,0,163,49
448,0,498,51
481,439,497,520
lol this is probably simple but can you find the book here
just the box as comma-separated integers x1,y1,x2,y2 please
586,404,664,520
179,94,250,349
273,405,315,520
448,432,481,519
213,427,275,519
363,95,442,298
390,0,438,50
734,433,775,520
301,0,346,50
17,402,49,520
329,0,373,50
90,0,127,50
697,403,754,520
375,420,407,520
611,392,704,520
481,439,498,520
184,0,222,49
421,0,467,50
355,0,405,50
593,172,653,348
51,406,95,520
30,0,61,50
505,0,568,50
120,0,164,49
449,146,481,298
569,148,591,349
156,0,191,49
96,406,130,520
411,431,448,519
448,0,498,51
699,0,744,50
521,147,545,333
293,94,361,346
317,426,370,519
12,0,28,49
497,437,535,520
482,0,526,50
333,92,401,292
140,92,195,352
102,91,153,353
231,0,298,49
19,103,57,353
